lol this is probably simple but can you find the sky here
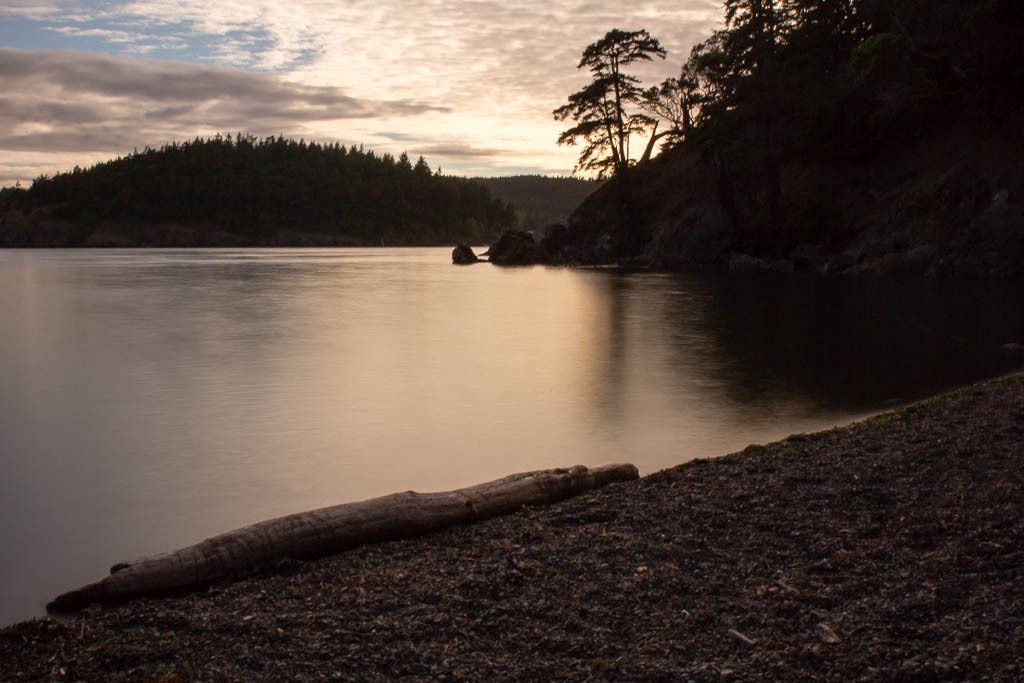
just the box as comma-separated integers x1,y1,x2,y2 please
0,0,723,185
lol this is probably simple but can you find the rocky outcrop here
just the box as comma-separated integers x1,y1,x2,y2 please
554,113,1024,278
820,251,860,275
963,203,1024,277
452,243,480,264
726,252,762,275
725,253,795,275
537,224,571,257
484,230,550,266
643,204,733,269
790,244,827,272
860,245,939,276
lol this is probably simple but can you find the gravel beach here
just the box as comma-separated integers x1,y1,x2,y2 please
2,372,1023,681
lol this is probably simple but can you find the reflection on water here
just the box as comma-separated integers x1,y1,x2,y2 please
1,248,1021,624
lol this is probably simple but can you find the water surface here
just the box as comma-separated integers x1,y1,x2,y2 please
2,247,1022,624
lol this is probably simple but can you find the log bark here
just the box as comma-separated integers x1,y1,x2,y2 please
48,464,638,612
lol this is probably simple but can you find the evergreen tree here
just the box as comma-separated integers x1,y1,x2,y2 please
553,29,666,178
2,135,517,245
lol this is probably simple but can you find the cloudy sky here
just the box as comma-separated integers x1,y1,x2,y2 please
0,0,722,185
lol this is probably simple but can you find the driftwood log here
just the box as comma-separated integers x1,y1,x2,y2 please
48,464,638,612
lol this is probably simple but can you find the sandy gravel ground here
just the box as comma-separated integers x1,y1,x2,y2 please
2,373,1022,681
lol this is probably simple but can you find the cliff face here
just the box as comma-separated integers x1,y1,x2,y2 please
562,113,1024,277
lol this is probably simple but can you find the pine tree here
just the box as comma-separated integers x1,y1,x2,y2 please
553,29,666,178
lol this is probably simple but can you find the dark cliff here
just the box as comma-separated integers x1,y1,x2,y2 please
555,0,1024,277
562,114,1024,277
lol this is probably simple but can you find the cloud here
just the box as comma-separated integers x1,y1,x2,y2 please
52,26,151,44
0,1,64,20
412,144,505,160
0,47,445,157
0,1,724,181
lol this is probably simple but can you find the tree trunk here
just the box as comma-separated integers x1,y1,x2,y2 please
613,164,640,256
48,464,638,612
640,125,670,165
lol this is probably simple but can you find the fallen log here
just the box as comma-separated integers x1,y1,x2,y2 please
48,464,638,612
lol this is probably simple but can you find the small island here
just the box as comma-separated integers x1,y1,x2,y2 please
0,137,517,248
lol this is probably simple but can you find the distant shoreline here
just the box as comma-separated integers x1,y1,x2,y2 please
0,221,489,249
3,372,1022,678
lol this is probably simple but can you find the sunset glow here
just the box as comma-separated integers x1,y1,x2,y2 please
0,1,723,185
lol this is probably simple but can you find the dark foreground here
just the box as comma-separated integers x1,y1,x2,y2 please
2,375,1023,681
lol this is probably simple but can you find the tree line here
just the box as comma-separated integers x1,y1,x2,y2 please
0,135,517,245
472,175,602,232
555,1,1022,249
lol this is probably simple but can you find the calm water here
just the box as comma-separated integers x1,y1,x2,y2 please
1,247,1023,624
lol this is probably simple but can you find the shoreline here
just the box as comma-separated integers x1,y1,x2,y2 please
2,372,1023,679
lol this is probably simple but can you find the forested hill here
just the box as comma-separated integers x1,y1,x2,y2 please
472,176,601,232
560,0,1024,277
0,136,517,247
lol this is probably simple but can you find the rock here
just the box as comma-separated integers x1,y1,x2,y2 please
860,237,892,264
594,234,614,262
933,253,987,278
861,245,938,276
819,251,858,274
993,189,1010,207
764,259,795,274
909,245,939,273
967,204,1024,277
618,255,654,271
538,224,571,257
451,243,479,265
860,253,904,276
723,253,793,275
726,252,765,276
485,230,550,266
975,204,1023,242
815,623,842,644
825,233,889,272
790,244,826,271
881,230,911,253
643,204,732,269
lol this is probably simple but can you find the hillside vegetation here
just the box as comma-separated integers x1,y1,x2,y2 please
556,0,1024,276
0,135,516,247
473,176,601,233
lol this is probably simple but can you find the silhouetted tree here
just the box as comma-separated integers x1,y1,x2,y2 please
554,29,666,178
638,64,701,160
566,0,1024,258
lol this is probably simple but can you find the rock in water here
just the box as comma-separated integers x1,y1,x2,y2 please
485,230,550,266
862,245,939,276
538,224,571,258
790,244,827,271
726,252,764,275
643,204,732,269
452,243,479,264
